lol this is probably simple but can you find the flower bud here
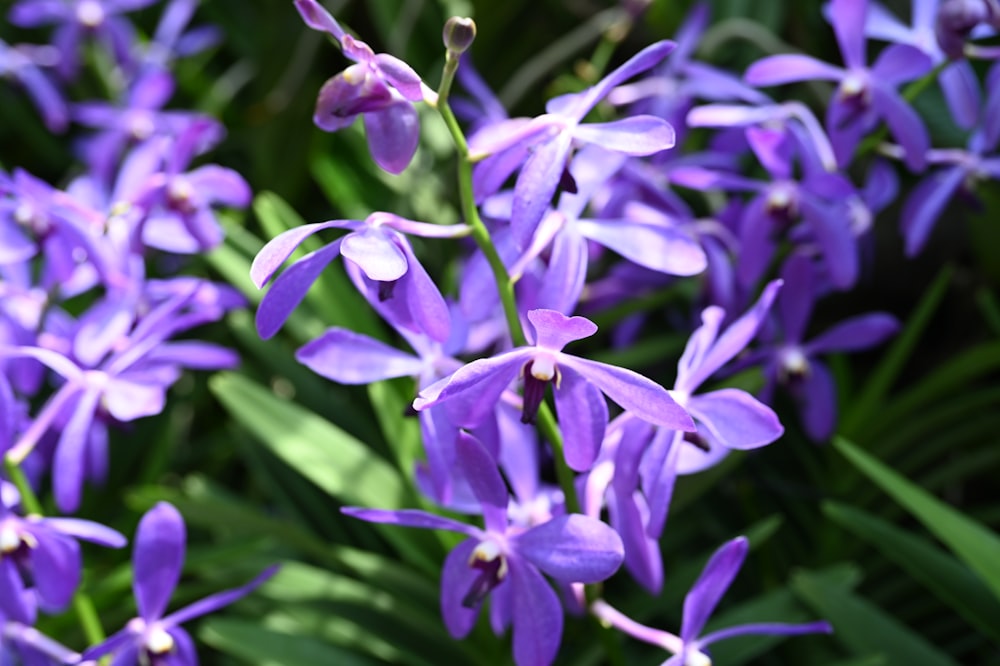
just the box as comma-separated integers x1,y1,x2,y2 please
443,17,476,54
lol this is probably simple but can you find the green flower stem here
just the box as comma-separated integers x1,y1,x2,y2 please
3,454,43,515
3,454,107,647
435,63,581,515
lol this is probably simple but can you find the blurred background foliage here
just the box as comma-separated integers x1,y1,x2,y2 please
2,0,1000,664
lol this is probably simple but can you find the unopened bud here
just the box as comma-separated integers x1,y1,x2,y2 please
443,17,476,54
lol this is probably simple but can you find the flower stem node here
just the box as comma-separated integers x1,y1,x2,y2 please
443,17,476,55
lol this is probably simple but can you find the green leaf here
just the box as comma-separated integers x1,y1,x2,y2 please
210,371,406,508
201,618,380,666
841,266,952,438
823,502,1000,645
834,437,1000,602
792,568,957,666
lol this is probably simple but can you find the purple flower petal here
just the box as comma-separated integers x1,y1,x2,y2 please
687,389,783,450
553,366,608,471
798,359,837,441
133,502,186,622
575,218,707,276
187,165,251,207
340,227,408,281
682,537,748,641
561,356,695,432
901,166,964,256
455,431,508,533
744,55,844,86
103,379,166,421
294,0,345,40
939,61,981,131
779,254,817,343
700,620,833,647
440,539,482,638
341,507,480,537
53,388,99,513
513,514,623,583
164,565,278,627
374,53,424,101
509,556,563,666
363,99,419,174
871,43,932,86
250,221,353,288
571,116,676,156
296,328,423,383
30,531,80,612
871,84,929,172
40,518,127,548
807,313,899,353
392,239,452,342
255,239,344,339
828,0,868,69
511,131,573,248
527,309,597,351
414,350,530,427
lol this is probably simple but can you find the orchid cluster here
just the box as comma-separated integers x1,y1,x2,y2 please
1,0,272,662
3,0,998,663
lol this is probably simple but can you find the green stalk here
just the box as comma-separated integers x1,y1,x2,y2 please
435,56,581,514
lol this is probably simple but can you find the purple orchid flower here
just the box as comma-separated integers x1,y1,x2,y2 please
0,39,68,132
860,0,983,128
294,0,426,174
756,254,898,440
1,286,239,511
82,502,277,665
745,0,933,170
935,0,1000,58
251,212,468,341
900,68,1000,254
592,537,832,665
139,0,222,72
415,309,695,472
0,483,126,622
9,0,158,79
671,125,861,289
468,40,677,247
345,432,624,666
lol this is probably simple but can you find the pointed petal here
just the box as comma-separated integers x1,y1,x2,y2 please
744,55,844,86
341,507,480,537
293,0,345,40
440,539,482,638
828,0,868,69
40,518,127,548
514,514,623,583
164,565,278,627
561,356,694,431
296,328,423,383
571,116,675,156
509,557,564,666
565,40,676,116
553,365,608,472
807,313,898,353
800,195,858,289
30,532,80,612
250,221,352,288
134,502,186,621
255,239,344,339
575,219,707,275
682,537,748,641
186,165,252,207
394,239,452,342
797,360,837,441
871,44,933,86
414,351,530,427
900,167,964,256
701,620,833,647
687,389,783,450
779,254,817,343
374,54,424,101
53,389,100,513
871,85,929,172
939,61,981,131
455,431,509,533
511,130,572,248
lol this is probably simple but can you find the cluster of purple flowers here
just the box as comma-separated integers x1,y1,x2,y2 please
1,0,273,662
247,0,1000,663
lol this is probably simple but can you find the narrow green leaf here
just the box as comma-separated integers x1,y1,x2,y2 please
210,371,406,509
201,618,380,666
792,568,957,666
842,266,952,438
834,437,1000,602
